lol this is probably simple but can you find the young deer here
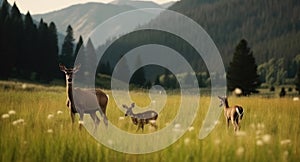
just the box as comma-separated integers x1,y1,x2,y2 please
218,96,244,132
59,64,108,131
122,103,158,132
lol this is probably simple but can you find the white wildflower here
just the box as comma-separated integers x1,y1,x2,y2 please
184,138,190,145
57,111,63,115
2,114,9,119
47,129,53,134
8,110,16,115
214,139,221,145
12,119,24,125
256,140,263,146
22,84,27,89
108,139,113,145
293,97,299,101
236,146,245,156
280,139,291,145
236,131,247,137
262,134,271,144
47,114,54,119
188,126,194,132
119,116,125,120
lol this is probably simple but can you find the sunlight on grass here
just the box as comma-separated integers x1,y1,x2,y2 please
0,82,299,161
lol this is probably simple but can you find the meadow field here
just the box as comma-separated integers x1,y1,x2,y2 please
0,81,299,162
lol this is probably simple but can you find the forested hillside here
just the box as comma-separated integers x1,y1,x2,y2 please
0,0,59,82
170,0,300,65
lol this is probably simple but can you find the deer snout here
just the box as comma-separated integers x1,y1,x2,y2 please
68,78,72,82
125,113,128,116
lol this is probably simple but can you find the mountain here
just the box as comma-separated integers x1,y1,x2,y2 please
33,1,168,42
110,0,161,8
33,2,137,41
161,1,176,8
169,0,300,65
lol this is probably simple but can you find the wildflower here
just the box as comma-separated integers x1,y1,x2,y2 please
12,119,24,125
184,138,190,145
236,146,245,156
119,116,125,120
188,126,194,132
236,131,247,137
256,140,263,146
173,123,182,132
214,139,221,145
57,111,63,115
108,139,113,145
8,110,16,115
293,97,299,101
2,114,9,119
22,84,27,89
280,139,291,145
47,114,54,119
262,134,271,144
47,129,53,134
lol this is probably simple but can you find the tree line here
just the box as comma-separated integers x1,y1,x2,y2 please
0,0,59,82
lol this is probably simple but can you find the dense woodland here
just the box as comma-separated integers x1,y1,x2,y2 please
0,0,300,93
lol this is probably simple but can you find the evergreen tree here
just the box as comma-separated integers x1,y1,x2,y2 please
11,2,24,76
227,39,260,95
74,35,83,62
22,12,38,78
46,22,59,80
295,66,300,95
130,55,146,87
60,25,75,67
0,0,14,79
85,38,97,75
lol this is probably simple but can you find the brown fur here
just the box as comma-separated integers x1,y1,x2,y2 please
218,96,244,132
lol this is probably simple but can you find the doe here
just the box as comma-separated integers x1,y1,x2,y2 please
122,103,158,132
59,64,108,131
218,96,244,132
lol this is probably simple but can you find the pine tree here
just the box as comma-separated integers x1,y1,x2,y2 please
60,25,75,67
74,35,83,62
130,55,146,87
85,38,97,75
22,12,38,78
227,39,260,95
295,65,300,95
46,22,59,80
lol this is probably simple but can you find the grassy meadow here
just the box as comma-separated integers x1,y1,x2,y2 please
0,81,299,162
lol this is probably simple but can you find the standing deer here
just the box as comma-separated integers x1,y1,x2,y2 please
59,64,108,131
122,103,158,132
218,96,244,132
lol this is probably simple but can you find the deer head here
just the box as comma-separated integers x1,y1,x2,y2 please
218,96,228,107
122,103,135,117
59,64,81,84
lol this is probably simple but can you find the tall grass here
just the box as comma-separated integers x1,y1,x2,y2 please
0,82,299,162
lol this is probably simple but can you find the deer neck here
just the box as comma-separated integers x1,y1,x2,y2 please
66,81,73,102
224,99,230,109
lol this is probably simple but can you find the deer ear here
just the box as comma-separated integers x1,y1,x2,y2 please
122,105,128,109
59,63,66,72
73,64,81,73
131,103,135,108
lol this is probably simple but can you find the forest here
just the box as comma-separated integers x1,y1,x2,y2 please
0,0,300,93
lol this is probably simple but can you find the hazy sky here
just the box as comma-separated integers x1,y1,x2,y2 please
7,0,176,14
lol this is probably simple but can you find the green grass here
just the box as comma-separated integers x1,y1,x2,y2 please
0,81,299,162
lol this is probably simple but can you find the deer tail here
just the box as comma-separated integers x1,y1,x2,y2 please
235,106,244,120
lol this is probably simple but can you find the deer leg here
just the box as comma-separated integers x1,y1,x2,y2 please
79,112,84,130
141,123,144,132
90,113,100,132
150,122,158,130
70,111,75,124
98,107,108,126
